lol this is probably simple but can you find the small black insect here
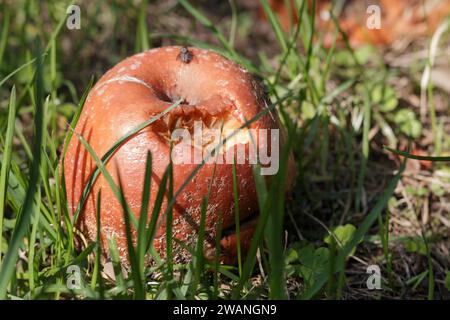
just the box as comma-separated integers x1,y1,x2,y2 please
177,46,193,64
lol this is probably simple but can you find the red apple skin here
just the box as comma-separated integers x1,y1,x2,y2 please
63,46,291,265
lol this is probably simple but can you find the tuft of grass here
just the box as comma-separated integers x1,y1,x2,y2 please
0,43,46,298
302,161,405,299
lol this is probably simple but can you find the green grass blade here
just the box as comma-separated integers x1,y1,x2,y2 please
355,86,371,212
28,190,41,295
136,0,150,51
165,161,174,299
385,146,450,161
0,8,10,66
421,230,434,300
212,211,223,299
107,237,125,292
0,58,37,89
117,174,144,299
137,151,152,277
91,190,104,299
266,135,293,299
304,0,316,72
270,0,307,90
0,86,17,264
228,0,238,47
190,196,207,298
178,0,241,63
145,164,171,254
259,0,288,52
232,165,268,299
60,76,94,161
231,161,242,276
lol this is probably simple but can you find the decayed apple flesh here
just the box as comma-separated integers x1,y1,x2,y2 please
156,104,259,264
156,105,250,149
